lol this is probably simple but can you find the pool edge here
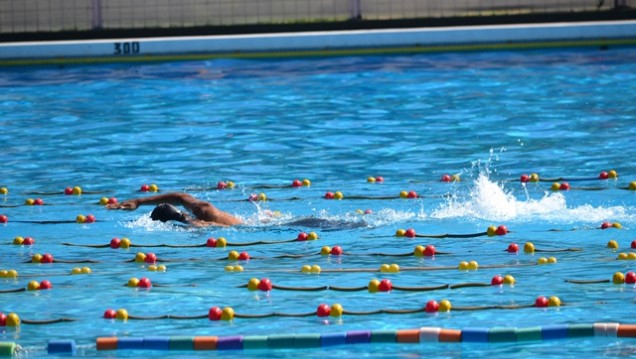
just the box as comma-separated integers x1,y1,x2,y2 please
1,20,636,66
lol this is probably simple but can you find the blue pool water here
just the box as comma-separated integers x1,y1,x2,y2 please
1,47,636,358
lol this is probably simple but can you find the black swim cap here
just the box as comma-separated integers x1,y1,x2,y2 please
150,203,188,223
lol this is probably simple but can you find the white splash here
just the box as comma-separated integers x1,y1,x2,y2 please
431,172,631,224
240,208,295,227
123,213,191,231
360,208,421,227
239,207,414,228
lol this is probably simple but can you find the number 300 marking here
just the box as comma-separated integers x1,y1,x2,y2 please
114,42,140,55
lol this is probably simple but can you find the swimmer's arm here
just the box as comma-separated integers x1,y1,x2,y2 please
107,192,242,226
107,193,201,211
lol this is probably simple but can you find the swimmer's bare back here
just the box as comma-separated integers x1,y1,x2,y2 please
106,192,242,227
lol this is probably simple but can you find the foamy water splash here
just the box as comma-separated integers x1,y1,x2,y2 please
432,173,631,224
123,214,193,231
241,208,389,229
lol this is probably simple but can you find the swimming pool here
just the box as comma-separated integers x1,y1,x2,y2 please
1,47,636,358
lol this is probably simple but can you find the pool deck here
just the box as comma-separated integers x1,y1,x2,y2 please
1,19,636,65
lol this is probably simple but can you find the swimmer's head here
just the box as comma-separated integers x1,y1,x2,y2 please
150,203,188,223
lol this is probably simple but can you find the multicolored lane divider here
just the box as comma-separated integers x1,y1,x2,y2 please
1,170,635,213
1,322,635,356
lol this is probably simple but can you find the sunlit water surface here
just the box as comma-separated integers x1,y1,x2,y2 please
1,47,636,358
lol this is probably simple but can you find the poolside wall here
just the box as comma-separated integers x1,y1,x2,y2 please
1,19,636,66
0,0,633,34
0,0,635,65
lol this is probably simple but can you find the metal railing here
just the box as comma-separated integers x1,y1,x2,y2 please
0,0,632,34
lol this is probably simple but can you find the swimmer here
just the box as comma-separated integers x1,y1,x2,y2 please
107,192,367,230
106,192,242,227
